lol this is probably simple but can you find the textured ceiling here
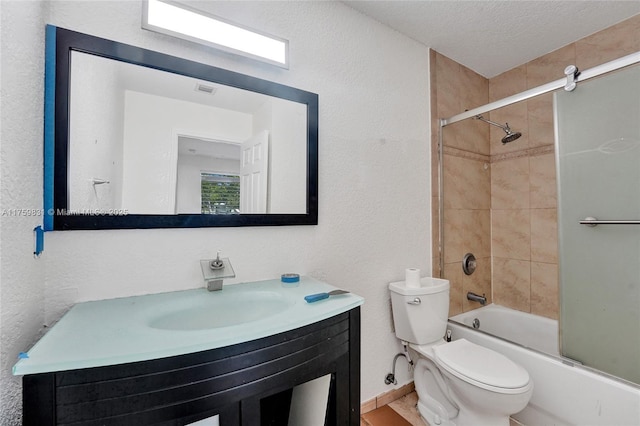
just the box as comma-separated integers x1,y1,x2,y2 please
344,1,640,78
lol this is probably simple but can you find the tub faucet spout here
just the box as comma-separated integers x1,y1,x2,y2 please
467,291,486,305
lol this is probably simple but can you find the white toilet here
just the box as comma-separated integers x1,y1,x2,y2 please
389,278,533,426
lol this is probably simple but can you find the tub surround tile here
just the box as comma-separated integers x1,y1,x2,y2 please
443,155,490,210
490,65,527,100
442,120,459,148
491,209,531,261
460,63,489,110
526,44,576,89
457,119,490,155
525,45,575,149
527,94,554,148
443,208,490,264
530,208,558,264
530,154,557,209
435,52,462,118
467,209,491,258
443,209,465,264
444,262,463,316
443,113,489,154
531,262,559,320
493,258,531,312
491,157,530,209
489,66,529,155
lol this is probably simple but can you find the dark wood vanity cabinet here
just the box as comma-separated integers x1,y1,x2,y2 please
22,308,360,426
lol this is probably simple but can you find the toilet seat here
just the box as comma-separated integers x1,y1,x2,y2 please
433,339,531,394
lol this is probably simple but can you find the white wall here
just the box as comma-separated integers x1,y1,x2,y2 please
69,52,125,212
266,98,307,214
252,97,307,213
0,2,47,425
0,1,431,422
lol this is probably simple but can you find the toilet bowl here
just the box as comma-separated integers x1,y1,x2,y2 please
389,278,533,426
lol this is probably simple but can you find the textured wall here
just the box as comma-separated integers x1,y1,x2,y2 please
0,2,47,425
0,1,431,421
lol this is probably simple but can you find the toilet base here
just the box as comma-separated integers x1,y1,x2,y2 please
413,358,458,426
455,409,511,426
417,398,512,426
416,399,455,426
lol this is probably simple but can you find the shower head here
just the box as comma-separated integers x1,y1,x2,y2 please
501,126,522,144
474,115,522,144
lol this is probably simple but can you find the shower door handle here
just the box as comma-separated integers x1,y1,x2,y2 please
580,216,640,227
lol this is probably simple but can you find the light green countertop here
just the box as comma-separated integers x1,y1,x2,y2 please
13,276,363,376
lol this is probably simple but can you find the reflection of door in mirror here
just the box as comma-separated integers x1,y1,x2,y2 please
240,130,270,214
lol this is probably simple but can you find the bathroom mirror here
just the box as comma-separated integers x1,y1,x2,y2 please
44,26,318,230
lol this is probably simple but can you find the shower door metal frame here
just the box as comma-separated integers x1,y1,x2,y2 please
437,50,640,279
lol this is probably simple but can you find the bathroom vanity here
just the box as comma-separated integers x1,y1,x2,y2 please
15,277,363,425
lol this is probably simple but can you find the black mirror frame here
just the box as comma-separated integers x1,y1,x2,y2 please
44,25,318,230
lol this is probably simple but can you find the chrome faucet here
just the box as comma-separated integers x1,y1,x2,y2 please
466,291,487,305
200,251,235,291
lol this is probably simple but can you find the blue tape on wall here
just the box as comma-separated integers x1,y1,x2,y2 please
34,226,44,257
43,25,56,232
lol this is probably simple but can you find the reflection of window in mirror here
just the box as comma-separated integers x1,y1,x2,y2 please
175,137,241,214
201,173,240,215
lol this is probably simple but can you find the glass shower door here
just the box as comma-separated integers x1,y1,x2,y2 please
555,64,640,384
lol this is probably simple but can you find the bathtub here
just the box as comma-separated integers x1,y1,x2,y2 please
449,304,640,426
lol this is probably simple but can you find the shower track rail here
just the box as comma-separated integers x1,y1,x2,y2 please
441,51,640,126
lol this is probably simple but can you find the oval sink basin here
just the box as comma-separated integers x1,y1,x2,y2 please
148,290,293,331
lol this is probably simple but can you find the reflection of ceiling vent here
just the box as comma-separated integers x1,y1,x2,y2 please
194,83,217,95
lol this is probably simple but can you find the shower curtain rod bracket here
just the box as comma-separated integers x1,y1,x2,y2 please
564,65,580,92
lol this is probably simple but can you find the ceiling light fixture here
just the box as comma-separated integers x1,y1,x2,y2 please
142,0,289,68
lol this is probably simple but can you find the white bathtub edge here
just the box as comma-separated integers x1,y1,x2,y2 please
448,320,640,426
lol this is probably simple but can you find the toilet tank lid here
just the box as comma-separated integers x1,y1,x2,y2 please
388,278,449,296
434,339,530,390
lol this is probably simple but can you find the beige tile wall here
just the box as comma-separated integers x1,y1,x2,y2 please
431,14,640,320
432,51,492,316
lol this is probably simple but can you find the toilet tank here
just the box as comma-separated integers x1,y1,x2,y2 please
389,278,450,345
